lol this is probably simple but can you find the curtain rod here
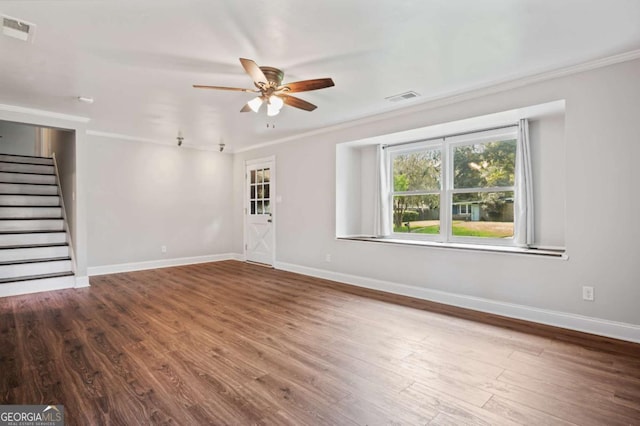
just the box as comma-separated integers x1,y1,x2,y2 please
382,123,518,149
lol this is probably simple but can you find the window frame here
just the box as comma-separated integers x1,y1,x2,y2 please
387,126,519,246
387,140,444,242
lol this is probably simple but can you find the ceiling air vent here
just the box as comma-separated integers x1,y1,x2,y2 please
385,91,420,103
2,15,36,42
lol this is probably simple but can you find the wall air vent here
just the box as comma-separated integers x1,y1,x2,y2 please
2,15,36,42
385,91,420,103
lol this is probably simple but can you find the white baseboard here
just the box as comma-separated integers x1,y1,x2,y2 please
75,276,90,288
87,253,243,276
275,261,640,344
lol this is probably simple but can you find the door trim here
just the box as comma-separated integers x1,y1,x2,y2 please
244,155,276,267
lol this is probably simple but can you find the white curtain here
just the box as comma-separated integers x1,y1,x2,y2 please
374,145,392,236
515,119,534,246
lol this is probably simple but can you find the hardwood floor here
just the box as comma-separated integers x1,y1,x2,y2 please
1,260,639,425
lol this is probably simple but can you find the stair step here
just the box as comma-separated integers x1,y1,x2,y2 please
0,155,75,297
0,162,54,175
0,182,58,195
0,271,74,284
0,219,64,232
0,172,56,185
0,194,60,206
0,242,68,249
0,273,75,297
0,258,72,279
0,206,62,219
0,245,70,262
0,231,67,246
0,255,71,266
0,154,53,165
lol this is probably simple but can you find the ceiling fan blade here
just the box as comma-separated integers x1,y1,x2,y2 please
239,58,268,87
193,85,257,92
240,103,253,112
281,95,317,111
277,78,335,93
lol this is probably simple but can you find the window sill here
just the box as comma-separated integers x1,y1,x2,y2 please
337,236,567,259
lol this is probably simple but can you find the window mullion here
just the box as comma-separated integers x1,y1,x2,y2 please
441,142,452,243
451,186,515,194
392,190,440,196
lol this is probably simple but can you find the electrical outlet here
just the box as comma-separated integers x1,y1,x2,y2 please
325,254,331,262
582,286,594,301
161,245,167,253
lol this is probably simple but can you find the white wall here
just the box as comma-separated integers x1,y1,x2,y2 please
233,58,640,329
530,115,566,247
359,145,377,236
0,121,38,156
335,144,361,236
86,136,235,267
47,129,76,243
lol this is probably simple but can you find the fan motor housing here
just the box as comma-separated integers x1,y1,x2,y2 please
259,66,284,86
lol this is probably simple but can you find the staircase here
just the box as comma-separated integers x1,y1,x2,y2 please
0,153,75,297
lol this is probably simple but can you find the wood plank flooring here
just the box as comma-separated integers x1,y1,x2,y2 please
1,260,639,425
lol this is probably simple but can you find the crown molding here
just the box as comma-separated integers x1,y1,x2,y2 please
86,130,162,144
86,130,225,153
0,103,90,123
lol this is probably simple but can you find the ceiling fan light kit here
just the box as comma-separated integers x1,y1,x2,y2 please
247,96,264,113
267,95,284,116
194,58,334,116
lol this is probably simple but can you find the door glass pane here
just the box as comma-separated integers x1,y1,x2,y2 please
453,139,516,189
393,149,441,192
392,194,440,234
451,191,514,238
248,167,272,216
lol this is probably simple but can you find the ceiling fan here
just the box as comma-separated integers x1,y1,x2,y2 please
193,58,334,116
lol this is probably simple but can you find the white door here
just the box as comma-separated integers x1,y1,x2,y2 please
245,159,275,266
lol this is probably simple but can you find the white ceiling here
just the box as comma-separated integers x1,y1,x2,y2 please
1,1,639,151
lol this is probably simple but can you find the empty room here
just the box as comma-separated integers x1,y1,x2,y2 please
1,1,639,425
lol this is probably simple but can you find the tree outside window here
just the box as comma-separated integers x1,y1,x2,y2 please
389,133,517,241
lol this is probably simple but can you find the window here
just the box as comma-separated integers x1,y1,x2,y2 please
390,145,442,235
387,126,519,245
249,168,271,215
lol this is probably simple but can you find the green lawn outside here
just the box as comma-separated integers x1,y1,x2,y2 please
394,221,513,238
394,224,439,234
